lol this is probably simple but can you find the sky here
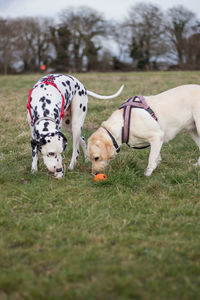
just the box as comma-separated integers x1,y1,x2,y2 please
0,0,200,21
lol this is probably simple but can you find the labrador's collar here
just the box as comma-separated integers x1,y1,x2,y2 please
101,126,120,153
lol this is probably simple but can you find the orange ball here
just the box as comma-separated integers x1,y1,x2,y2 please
94,173,107,182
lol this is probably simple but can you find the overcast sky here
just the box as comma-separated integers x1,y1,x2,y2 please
0,0,200,21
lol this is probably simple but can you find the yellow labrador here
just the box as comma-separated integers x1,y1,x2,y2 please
88,84,200,176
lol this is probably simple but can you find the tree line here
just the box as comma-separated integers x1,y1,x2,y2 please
0,2,199,74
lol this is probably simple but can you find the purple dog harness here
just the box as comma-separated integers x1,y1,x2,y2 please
102,95,158,153
119,96,158,148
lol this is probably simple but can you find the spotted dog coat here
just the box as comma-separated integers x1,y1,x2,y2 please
27,74,124,178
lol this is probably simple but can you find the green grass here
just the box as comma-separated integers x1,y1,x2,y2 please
1,71,200,300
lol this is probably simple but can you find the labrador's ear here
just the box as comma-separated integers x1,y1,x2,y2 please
59,132,68,151
104,140,116,160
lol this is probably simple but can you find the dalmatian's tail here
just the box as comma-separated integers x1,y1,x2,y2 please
87,85,124,100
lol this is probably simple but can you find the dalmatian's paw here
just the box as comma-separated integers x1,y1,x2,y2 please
31,168,38,174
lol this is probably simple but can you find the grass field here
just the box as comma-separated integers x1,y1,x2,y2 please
1,71,200,300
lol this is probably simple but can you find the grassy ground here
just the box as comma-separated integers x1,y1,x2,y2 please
1,71,200,300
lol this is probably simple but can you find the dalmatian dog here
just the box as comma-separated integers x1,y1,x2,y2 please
27,74,124,178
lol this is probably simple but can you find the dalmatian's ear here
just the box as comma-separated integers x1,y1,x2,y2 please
58,132,68,151
31,138,47,151
38,137,47,147
31,139,38,149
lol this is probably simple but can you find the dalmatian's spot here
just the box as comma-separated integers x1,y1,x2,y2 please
42,121,49,132
75,82,80,90
54,108,59,118
40,96,45,102
42,102,46,110
64,91,69,101
44,109,50,116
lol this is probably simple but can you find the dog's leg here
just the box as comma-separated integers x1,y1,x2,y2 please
63,106,88,165
68,94,88,170
145,132,164,176
80,136,88,161
31,144,38,173
157,154,162,165
189,130,200,166
68,130,81,170
63,107,72,134
29,123,39,173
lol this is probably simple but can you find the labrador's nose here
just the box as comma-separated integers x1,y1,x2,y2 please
56,168,63,173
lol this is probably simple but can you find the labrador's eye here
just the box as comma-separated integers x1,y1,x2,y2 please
48,152,55,156
94,157,99,161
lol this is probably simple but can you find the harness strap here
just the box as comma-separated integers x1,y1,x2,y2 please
27,75,65,125
102,127,120,153
27,88,34,123
119,96,157,145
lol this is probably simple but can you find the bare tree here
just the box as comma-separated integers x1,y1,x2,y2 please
50,24,71,72
185,31,200,69
166,5,198,68
110,20,131,64
15,17,53,72
124,2,167,69
0,18,18,74
59,6,107,71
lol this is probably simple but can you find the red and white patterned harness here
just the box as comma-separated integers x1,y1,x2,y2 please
119,96,158,148
27,75,65,125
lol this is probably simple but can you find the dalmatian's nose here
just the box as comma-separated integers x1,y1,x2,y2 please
56,168,63,173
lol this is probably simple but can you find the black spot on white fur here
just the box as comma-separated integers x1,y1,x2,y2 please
42,102,46,110
44,109,50,116
39,96,45,102
43,122,49,132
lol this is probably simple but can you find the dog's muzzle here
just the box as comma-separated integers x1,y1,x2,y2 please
56,168,63,173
